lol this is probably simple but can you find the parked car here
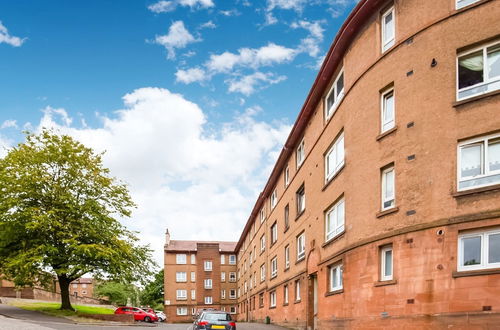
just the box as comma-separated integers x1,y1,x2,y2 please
114,307,158,323
155,310,167,322
193,310,236,330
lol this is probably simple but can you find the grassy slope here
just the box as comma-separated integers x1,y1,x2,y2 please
10,301,114,317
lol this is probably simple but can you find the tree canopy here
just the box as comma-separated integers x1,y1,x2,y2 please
0,131,155,310
139,269,164,309
95,281,139,306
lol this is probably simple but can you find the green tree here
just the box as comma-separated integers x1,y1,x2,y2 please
140,269,164,309
0,131,154,310
95,281,139,306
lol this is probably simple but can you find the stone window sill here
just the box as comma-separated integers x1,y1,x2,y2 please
452,184,500,198
322,231,345,249
452,268,500,278
453,88,500,108
376,126,398,141
295,210,305,221
294,299,302,304
325,288,344,297
374,279,397,287
322,164,345,191
376,207,399,218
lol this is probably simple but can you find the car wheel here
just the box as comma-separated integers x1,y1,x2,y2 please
144,316,151,323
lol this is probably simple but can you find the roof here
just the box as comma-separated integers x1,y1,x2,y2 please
165,240,237,252
235,0,384,251
72,278,93,284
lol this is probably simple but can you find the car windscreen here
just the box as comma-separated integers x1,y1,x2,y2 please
203,313,232,321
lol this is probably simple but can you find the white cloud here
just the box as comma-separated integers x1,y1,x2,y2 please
267,0,306,11
153,21,198,59
292,20,326,58
199,20,216,29
1,120,18,129
227,72,286,96
20,88,291,265
175,67,208,84
206,43,297,73
0,135,12,158
219,9,241,16
148,0,213,13
0,21,25,47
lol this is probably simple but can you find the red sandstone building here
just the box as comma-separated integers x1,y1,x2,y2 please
165,0,500,328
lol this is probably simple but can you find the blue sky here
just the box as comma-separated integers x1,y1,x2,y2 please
0,0,356,265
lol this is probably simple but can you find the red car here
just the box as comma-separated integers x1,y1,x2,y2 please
114,306,158,322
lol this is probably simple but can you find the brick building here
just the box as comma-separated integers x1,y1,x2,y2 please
68,278,94,298
164,0,500,328
163,230,238,322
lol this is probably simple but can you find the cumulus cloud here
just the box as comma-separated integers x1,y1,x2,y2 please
267,0,307,11
153,21,198,59
175,67,208,84
0,21,25,47
292,20,326,58
21,88,291,264
1,120,18,129
199,20,216,29
219,9,241,16
148,0,214,13
227,72,286,96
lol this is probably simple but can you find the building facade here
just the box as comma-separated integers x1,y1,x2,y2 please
163,230,238,322
68,278,94,298
231,0,500,329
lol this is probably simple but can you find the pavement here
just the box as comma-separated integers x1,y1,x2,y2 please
0,303,290,330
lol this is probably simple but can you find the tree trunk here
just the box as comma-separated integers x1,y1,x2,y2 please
57,274,74,311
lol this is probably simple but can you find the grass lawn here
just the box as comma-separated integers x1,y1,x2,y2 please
10,301,114,317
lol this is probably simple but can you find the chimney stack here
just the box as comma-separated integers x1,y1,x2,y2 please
165,228,170,247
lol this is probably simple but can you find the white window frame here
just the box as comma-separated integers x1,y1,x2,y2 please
229,289,236,299
229,272,236,282
176,289,187,300
204,260,213,271
229,254,236,265
325,197,345,242
270,256,278,278
458,228,500,271
456,0,481,9
176,307,187,315
284,285,289,304
270,291,276,307
271,189,278,209
260,234,266,252
325,132,345,182
190,271,195,282
260,208,266,223
230,306,237,314
295,280,301,301
176,254,187,264
260,264,266,282
457,40,500,100
221,254,225,264
204,296,212,305
204,279,212,289
221,289,226,299
271,222,278,244
176,272,187,282
381,6,395,52
296,139,305,168
284,166,290,187
191,289,196,300
297,232,306,261
221,272,226,282
296,185,306,214
457,133,500,191
380,89,395,133
329,263,343,291
285,245,290,269
324,69,345,119
380,245,393,281
381,166,395,211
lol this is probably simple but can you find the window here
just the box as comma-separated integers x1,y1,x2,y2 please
325,197,345,241
259,293,264,307
249,251,253,265
380,245,393,281
82,284,87,288
271,189,278,209
381,6,395,52
296,139,305,168
271,222,278,245
230,306,237,314
456,0,481,9
176,289,187,300
260,234,266,252
177,307,187,315
191,254,196,264
260,208,266,223
271,256,278,278
381,166,395,210
284,166,290,187
176,254,187,264
284,285,289,304
458,41,500,100
192,308,196,315
176,272,187,282
249,275,253,289
295,279,301,301
205,296,212,305
72,284,77,288
270,291,276,307
325,70,345,118
458,228,500,271
191,289,196,300
204,279,213,289
244,281,248,293
381,89,395,133
260,264,266,282
221,254,225,264
325,132,345,181
458,134,500,190
191,271,195,282
297,232,306,261
284,204,290,230
229,255,236,265
204,260,213,271
285,245,290,269
221,272,226,282
296,184,305,215
329,263,343,291
229,272,236,282
229,289,236,299
221,289,226,299
82,290,87,295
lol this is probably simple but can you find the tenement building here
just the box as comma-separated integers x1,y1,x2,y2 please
164,0,500,328
163,230,238,322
